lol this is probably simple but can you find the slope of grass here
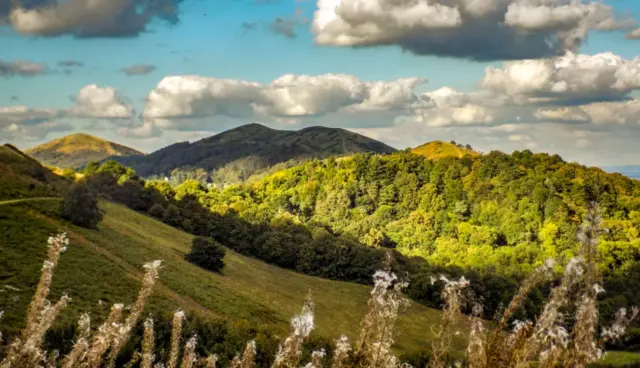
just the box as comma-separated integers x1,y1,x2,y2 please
599,351,640,366
25,133,143,169
0,145,68,200
0,200,454,355
412,141,479,160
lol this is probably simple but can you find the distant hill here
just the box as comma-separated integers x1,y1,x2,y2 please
114,123,397,183
26,133,143,169
412,140,479,160
602,165,640,180
0,144,69,200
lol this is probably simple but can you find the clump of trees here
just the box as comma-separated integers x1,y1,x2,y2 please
185,236,226,272
59,181,103,229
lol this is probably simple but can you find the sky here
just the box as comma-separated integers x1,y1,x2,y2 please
2,0,640,167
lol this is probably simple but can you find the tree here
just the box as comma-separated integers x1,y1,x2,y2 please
60,181,103,229
84,161,100,175
162,204,182,227
185,236,226,272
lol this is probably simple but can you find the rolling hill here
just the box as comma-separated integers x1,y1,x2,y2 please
26,133,143,169
0,199,457,358
113,123,397,183
0,144,69,200
412,140,479,160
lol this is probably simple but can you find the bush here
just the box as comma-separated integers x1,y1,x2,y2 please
185,236,226,272
60,181,103,229
148,203,165,218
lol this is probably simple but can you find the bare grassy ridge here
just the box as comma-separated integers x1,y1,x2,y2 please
411,141,478,160
25,134,142,170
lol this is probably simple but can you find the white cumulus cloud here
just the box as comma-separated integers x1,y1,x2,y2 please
481,52,640,105
143,74,431,129
68,84,135,119
312,0,636,61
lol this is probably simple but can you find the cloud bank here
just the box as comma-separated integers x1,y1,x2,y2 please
312,0,637,61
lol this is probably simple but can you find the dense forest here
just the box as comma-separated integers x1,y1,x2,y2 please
80,149,640,328
202,149,640,279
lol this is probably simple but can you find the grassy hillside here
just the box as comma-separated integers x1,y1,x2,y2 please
114,123,397,184
0,199,457,356
412,141,479,160
0,144,68,200
26,133,142,169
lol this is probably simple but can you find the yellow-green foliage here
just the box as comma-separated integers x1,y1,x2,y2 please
0,200,455,355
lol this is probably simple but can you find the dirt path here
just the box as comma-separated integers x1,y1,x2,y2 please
0,197,61,206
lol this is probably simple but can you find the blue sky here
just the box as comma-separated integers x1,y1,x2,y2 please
2,0,640,166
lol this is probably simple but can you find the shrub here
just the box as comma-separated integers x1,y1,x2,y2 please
59,181,103,229
185,236,226,272
148,203,165,218
162,204,181,227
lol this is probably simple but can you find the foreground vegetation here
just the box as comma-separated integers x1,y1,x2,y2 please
0,200,451,361
0,202,637,367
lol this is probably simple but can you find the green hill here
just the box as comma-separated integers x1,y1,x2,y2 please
25,133,143,169
0,199,454,356
412,141,478,160
0,144,69,200
113,123,397,184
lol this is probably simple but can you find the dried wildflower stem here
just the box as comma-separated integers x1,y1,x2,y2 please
107,260,162,367
272,292,315,368
62,313,91,368
141,318,156,368
86,303,124,366
181,335,198,368
354,269,408,368
239,340,256,368
1,233,70,368
203,355,218,368
23,234,68,340
429,276,469,368
330,336,351,368
167,310,185,368
466,304,486,368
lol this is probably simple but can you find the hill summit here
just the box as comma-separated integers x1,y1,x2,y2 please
412,140,479,160
26,133,143,169
115,123,397,183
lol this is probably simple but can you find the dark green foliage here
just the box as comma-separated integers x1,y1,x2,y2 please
59,181,103,229
148,203,165,218
162,204,182,227
185,236,226,272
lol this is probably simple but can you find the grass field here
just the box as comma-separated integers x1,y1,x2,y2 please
0,199,457,356
600,351,640,366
